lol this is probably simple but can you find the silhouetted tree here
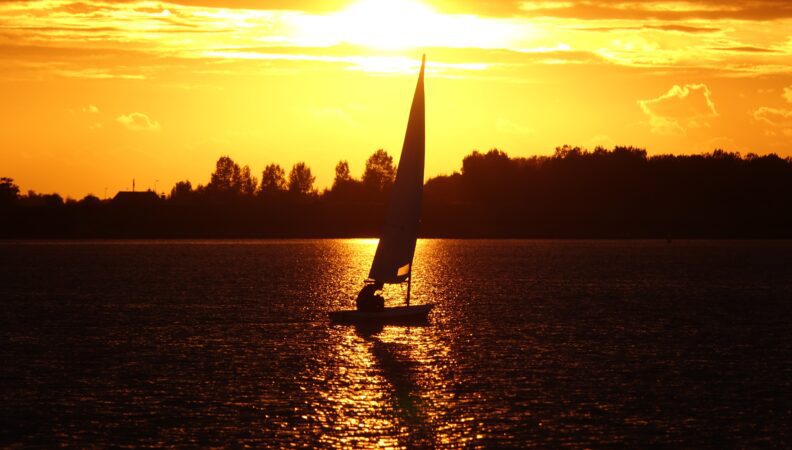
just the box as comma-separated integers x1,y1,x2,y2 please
206,156,257,196
170,180,193,201
0,177,19,206
362,149,395,193
327,160,366,202
260,164,287,195
553,144,584,159
424,173,463,204
18,190,64,207
80,194,102,206
44,193,64,206
239,165,258,195
208,156,241,193
288,162,316,195
333,160,353,188
461,149,514,202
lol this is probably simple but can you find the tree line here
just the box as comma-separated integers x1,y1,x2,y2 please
1,146,791,237
166,148,398,203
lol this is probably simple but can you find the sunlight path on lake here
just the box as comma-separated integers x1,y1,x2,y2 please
307,239,475,447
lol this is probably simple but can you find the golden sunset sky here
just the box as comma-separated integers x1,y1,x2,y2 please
1,0,791,198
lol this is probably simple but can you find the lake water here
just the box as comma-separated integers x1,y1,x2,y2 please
1,240,790,447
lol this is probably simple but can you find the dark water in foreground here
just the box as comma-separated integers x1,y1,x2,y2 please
1,240,790,448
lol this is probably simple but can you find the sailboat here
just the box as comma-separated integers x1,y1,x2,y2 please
329,55,434,324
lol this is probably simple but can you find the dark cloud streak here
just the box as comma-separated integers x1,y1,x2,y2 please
516,2,792,21
428,0,792,21
711,46,781,53
167,0,792,21
6,0,792,20
573,24,722,33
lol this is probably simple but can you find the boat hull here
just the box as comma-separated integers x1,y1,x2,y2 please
329,304,433,324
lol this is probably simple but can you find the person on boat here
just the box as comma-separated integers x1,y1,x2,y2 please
356,281,385,312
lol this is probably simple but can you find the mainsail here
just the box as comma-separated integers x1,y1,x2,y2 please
368,55,426,284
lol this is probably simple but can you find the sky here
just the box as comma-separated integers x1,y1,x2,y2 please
1,0,791,198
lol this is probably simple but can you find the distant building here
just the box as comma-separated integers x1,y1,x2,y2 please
111,190,161,207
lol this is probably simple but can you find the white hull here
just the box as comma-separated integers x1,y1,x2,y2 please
329,304,433,324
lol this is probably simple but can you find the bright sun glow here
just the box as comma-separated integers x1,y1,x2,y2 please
336,0,440,49
295,0,525,50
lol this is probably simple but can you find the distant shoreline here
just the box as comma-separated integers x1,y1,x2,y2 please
2,236,791,241
3,147,791,239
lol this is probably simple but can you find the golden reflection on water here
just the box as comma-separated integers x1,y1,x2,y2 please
315,324,473,448
311,240,474,448
315,328,402,448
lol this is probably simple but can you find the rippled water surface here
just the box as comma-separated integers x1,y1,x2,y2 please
1,240,791,447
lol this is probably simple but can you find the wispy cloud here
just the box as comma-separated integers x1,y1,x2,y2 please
784,86,792,104
0,0,789,78
55,68,147,80
513,0,792,20
752,86,792,136
573,24,721,33
116,112,161,131
81,0,792,21
711,46,780,54
638,84,718,135
753,108,792,136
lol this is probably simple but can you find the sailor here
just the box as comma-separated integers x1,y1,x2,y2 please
356,281,385,312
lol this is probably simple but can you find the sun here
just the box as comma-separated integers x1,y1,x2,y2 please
333,0,446,50
292,0,525,52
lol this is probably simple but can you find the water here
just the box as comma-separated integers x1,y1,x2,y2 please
1,240,790,447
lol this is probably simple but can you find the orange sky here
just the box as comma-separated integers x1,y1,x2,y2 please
1,0,791,198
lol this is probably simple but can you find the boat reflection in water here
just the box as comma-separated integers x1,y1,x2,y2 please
308,237,475,448
314,322,473,448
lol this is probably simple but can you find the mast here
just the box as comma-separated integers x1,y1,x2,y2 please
406,274,411,306
406,250,416,305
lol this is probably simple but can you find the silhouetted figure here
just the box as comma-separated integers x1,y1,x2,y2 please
356,281,385,312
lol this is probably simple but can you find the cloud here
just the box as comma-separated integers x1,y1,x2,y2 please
169,0,348,12
1,0,790,79
752,88,792,136
82,104,99,113
638,84,718,135
56,69,146,80
647,24,720,33
511,0,792,20
574,24,720,33
16,0,792,21
711,46,780,53
116,112,161,131
753,107,792,127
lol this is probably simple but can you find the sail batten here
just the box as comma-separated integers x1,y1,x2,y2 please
368,55,426,284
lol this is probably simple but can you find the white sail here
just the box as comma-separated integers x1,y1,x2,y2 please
368,55,425,284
